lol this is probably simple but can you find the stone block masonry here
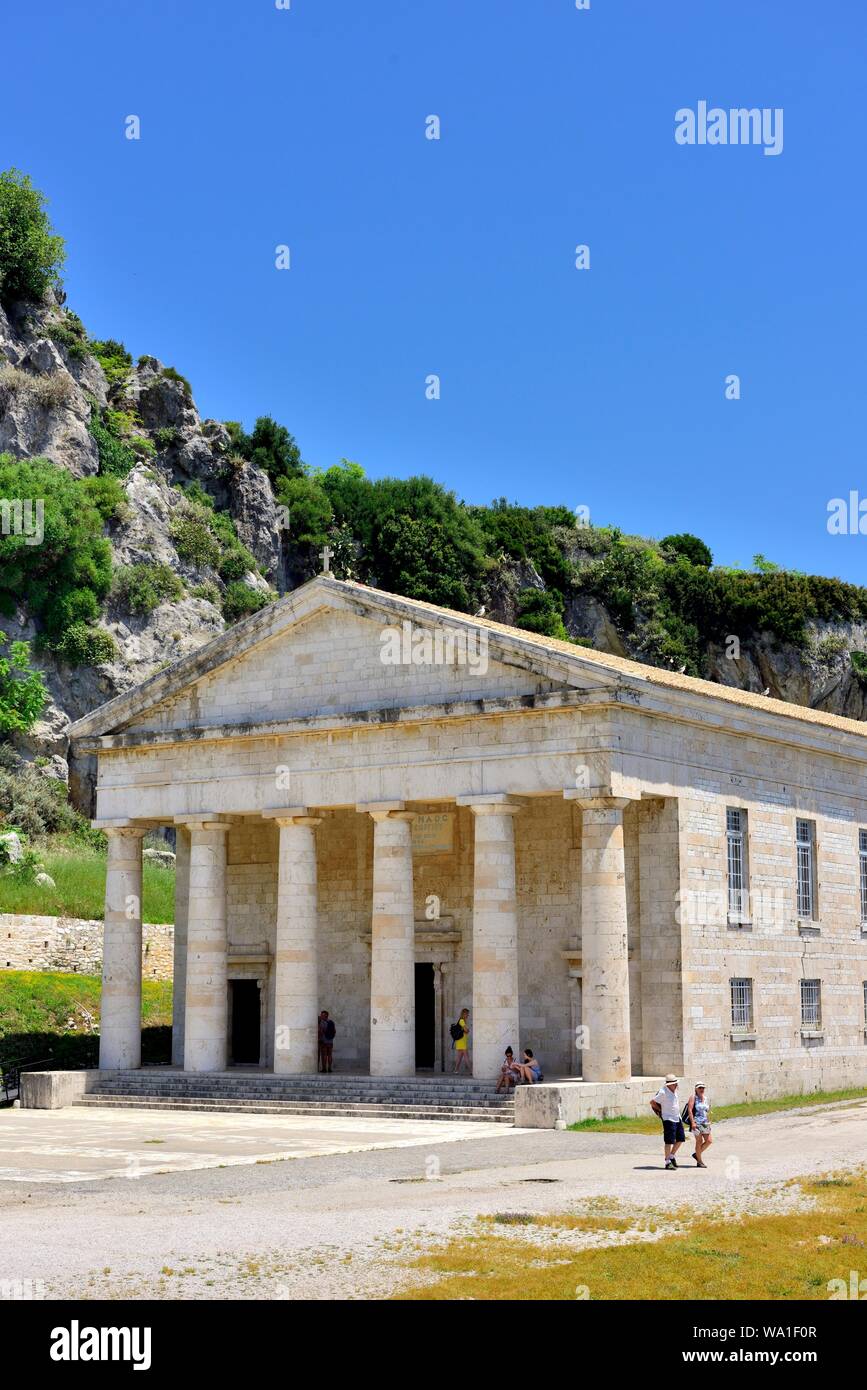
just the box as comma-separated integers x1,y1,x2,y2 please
0,913,174,980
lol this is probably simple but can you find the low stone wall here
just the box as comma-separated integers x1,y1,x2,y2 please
19,1069,97,1109
0,914,174,980
514,1078,655,1128
514,1061,867,1128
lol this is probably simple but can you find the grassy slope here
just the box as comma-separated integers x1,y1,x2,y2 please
0,969,172,1068
0,842,175,922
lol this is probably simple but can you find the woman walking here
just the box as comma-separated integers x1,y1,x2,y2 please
688,1082,712,1167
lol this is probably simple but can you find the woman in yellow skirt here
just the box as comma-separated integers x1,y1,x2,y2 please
452,1007,471,1074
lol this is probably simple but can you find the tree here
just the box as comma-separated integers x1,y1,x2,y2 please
275,475,333,547
660,533,713,568
0,169,66,308
234,416,305,486
0,633,46,733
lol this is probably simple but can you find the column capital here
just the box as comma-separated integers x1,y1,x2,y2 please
357,800,416,822
457,794,522,816
564,793,632,812
263,807,322,827
93,820,149,838
174,814,232,833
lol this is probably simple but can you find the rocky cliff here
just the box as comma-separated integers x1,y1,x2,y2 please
2,290,867,816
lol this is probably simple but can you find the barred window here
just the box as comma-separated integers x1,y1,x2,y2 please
800,978,821,1030
796,819,816,920
731,977,754,1030
860,830,867,922
727,807,749,921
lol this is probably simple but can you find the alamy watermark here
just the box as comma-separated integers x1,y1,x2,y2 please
675,102,783,157
379,620,488,675
0,498,44,546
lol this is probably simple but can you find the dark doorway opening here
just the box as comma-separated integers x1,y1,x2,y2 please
229,980,261,1065
415,963,435,1070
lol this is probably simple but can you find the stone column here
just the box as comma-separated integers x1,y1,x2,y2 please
362,804,416,1076
171,826,190,1067
271,811,322,1074
574,796,632,1082
461,796,521,1081
182,819,231,1073
100,826,146,1070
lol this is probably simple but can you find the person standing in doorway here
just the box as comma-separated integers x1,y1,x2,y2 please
452,1007,471,1073
318,1010,336,1073
650,1073,684,1170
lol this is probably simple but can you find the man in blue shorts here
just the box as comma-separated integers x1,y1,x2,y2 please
650,1073,684,1170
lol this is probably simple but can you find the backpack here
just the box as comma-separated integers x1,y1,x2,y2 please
324,1020,336,1041
449,1021,464,1041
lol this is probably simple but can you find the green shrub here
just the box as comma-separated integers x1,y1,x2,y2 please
45,312,88,360
514,588,568,640
79,473,128,523
222,582,271,623
851,651,867,682
88,338,132,388
275,474,333,546
170,503,222,569
0,634,46,734
190,581,220,606
89,405,137,477
0,456,117,661
54,622,116,667
660,533,713,568
154,426,178,450
813,633,848,662
180,480,214,509
473,499,576,592
0,168,66,308
113,563,184,615
0,759,98,841
170,493,258,583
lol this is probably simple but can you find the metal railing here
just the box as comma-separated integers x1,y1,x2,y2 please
0,1056,56,1103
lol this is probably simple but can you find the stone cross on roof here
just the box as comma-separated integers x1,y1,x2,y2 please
319,545,334,575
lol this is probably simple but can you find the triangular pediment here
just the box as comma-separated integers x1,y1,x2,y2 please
68,578,628,741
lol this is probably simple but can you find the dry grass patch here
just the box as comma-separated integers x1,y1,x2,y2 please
395,1170,867,1301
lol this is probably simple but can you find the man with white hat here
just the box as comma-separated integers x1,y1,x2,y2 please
649,1073,684,1170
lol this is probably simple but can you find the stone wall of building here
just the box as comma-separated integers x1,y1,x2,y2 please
678,790,867,1102
0,914,174,980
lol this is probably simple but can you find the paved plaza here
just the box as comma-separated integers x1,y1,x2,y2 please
1,1100,865,1300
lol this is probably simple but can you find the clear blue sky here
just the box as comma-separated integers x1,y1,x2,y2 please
5,0,866,580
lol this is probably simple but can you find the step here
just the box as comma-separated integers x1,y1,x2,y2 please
74,1095,514,1123
88,1082,508,1102
88,1084,508,1095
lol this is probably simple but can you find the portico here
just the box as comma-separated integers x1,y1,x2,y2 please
93,787,633,1084
68,575,867,1108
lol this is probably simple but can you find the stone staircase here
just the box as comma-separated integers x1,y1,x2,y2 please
74,1070,516,1124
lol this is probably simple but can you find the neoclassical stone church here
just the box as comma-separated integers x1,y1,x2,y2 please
68,575,867,1111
